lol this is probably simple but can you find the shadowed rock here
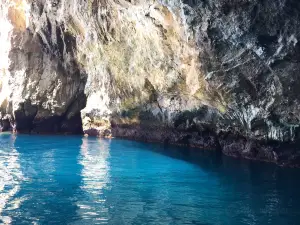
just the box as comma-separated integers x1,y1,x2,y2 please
1,0,300,166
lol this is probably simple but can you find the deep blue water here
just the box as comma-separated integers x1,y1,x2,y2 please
0,134,300,224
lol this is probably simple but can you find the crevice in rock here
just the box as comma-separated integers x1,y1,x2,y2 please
14,100,38,133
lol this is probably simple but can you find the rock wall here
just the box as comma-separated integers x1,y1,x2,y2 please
0,0,87,133
1,0,300,166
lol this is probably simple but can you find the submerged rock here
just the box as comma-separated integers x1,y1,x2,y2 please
0,0,300,166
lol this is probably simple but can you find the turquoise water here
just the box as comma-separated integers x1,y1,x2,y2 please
0,134,300,225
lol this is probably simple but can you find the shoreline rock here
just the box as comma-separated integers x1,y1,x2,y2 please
110,125,300,167
1,0,300,167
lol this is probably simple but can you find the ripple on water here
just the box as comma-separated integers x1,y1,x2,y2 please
0,134,300,224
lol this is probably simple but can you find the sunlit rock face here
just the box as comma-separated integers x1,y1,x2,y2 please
0,0,86,133
1,0,300,165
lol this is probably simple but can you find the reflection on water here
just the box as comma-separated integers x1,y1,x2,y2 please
0,135,300,224
1,135,84,224
147,143,300,225
77,137,111,224
0,135,25,224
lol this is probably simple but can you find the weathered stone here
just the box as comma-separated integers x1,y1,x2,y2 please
1,0,300,166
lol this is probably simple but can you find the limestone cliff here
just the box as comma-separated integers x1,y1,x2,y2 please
1,0,300,166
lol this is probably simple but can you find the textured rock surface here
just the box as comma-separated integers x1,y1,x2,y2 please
1,0,300,166
0,0,87,134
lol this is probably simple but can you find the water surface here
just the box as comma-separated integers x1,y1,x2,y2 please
0,134,300,224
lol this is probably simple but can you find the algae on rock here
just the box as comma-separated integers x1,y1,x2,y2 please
1,0,300,166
